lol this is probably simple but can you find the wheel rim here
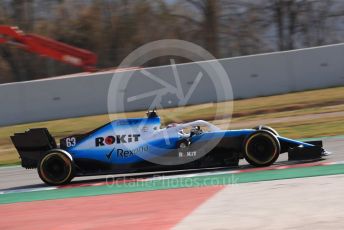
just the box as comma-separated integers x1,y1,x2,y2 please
246,134,277,164
40,153,72,184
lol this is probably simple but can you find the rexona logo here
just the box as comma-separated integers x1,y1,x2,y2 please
95,134,140,147
117,145,149,158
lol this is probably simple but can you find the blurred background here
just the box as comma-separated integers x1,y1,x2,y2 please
0,0,344,83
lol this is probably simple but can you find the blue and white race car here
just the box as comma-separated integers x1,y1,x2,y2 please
11,110,329,185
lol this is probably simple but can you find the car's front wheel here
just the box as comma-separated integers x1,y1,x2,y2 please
38,150,75,185
243,130,280,167
253,125,279,136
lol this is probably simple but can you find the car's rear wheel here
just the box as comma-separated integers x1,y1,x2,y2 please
38,150,74,185
243,130,280,167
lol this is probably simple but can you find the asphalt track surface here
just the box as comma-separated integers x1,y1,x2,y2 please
0,136,343,191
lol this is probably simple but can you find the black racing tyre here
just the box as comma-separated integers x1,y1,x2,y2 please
38,150,75,185
243,130,281,167
253,125,279,136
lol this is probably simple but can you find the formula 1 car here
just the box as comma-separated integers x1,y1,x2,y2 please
11,110,329,185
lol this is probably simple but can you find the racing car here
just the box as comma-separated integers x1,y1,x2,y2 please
11,110,329,185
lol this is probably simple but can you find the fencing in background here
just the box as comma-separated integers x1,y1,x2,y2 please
0,43,343,126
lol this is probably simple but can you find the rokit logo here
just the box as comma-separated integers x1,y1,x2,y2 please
95,134,140,147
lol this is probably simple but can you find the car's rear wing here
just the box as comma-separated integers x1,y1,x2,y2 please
10,128,56,168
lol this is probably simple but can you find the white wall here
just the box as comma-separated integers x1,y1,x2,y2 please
0,43,343,126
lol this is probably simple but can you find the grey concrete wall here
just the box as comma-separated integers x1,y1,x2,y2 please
0,43,343,126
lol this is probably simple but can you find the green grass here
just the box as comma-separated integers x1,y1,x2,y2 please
1,86,343,165
272,117,344,138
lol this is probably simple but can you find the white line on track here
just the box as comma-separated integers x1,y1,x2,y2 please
0,165,21,170
0,186,56,195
